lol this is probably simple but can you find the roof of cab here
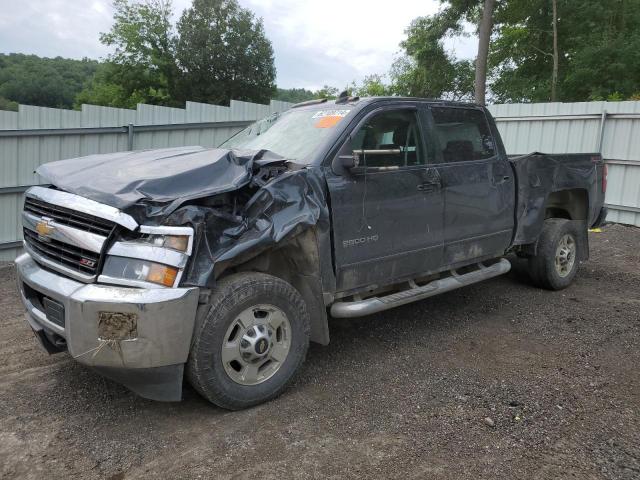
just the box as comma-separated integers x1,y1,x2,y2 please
291,96,482,111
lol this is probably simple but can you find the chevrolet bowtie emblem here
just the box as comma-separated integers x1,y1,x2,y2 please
35,218,55,237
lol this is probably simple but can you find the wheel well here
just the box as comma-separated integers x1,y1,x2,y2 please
545,189,589,220
220,229,330,345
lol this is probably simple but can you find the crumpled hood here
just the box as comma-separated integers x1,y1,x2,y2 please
36,145,331,291
36,146,285,213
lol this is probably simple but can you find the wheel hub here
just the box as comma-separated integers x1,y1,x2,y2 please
221,305,291,386
555,234,576,277
239,325,273,362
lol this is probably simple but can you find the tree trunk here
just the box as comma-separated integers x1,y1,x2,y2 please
551,0,559,101
475,0,495,105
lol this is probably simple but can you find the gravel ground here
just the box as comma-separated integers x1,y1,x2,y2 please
1,224,639,480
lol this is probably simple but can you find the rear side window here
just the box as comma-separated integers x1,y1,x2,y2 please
431,107,496,162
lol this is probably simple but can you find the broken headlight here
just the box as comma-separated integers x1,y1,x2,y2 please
98,226,193,288
134,233,191,253
102,257,179,288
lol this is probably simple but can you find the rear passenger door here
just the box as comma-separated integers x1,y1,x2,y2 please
427,106,515,266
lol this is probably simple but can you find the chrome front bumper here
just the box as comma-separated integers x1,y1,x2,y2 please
15,252,200,401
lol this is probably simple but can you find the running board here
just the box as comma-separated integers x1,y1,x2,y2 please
330,258,511,318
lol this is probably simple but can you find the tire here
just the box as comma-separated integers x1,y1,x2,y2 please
528,218,581,290
187,272,310,410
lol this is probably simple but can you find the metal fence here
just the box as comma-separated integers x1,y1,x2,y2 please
0,99,293,260
1,99,638,261
487,101,640,228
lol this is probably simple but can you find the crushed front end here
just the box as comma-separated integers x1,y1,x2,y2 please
16,186,199,401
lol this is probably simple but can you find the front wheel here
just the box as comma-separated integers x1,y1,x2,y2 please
187,272,310,410
528,218,581,290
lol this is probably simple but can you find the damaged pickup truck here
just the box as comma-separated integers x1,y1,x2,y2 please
16,96,608,409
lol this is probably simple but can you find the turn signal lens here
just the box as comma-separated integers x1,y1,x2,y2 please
147,264,179,287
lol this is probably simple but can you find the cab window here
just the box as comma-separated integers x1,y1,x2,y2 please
431,107,496,162
350,110,424,168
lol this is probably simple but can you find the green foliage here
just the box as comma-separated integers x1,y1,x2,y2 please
0,53,98,109
0,96,18,111
312,85,340,100
175,0,276,105
75,0,277,108
75,62,172,108
350,74,393,97
77,0,178,107
274,88,316,103
390,11,475,100
392,0,640,103
490,0,640,102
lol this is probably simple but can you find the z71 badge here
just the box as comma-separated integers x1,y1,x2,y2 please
342,235,379,248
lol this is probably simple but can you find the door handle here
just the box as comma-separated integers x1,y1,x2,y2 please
494,175,510,185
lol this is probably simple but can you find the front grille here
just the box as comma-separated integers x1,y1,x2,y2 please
24,197,115,236
24,228,101,276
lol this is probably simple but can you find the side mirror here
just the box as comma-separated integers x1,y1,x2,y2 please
339,152,360,170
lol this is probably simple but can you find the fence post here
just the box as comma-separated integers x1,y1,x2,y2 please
127,123,134,151
597,110,607,154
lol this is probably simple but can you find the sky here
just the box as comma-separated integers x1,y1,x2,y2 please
0,0,477,91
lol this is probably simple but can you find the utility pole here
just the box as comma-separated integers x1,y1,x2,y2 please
551,0,559,101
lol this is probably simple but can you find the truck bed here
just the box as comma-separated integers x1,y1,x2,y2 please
508,152,605,245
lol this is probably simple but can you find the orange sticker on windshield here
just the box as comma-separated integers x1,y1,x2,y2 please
315,116,343,128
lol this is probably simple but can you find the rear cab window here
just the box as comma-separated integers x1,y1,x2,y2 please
430,107,496,163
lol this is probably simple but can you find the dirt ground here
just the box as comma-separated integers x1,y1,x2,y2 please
1,223,639,480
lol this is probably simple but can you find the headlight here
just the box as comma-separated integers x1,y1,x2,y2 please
98,225,193,288
102,257,179,287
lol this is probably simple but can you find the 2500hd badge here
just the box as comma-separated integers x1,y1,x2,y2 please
343,235,379,248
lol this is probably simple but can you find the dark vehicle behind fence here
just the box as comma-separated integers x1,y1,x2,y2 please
16,95,607,409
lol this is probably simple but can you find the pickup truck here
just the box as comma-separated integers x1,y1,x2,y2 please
16,95,608,410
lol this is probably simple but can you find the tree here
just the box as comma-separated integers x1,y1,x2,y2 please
490,0,640,102
350,74,393,97
0,97,18,111
175,0,276,105
274,87,316,103
475,0,495,104
551,0,558,101
0,53,98,109
390,11,475,100
393,0,640,103
77,0,179,107
312,85,340,99
75,62,164,108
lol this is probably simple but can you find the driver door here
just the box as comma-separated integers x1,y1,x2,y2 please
326,105,445,293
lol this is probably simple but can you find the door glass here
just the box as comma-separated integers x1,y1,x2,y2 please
431,107,496,162
351,110,424,167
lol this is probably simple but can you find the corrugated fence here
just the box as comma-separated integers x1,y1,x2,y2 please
0,99,293,260
0,99,638,260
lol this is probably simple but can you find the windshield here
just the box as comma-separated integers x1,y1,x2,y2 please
220,108,352,163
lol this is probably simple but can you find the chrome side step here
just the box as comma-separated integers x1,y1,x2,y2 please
330,258,511,318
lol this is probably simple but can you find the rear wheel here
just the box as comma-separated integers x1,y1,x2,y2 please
528,218,581,290
187,272,310,410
